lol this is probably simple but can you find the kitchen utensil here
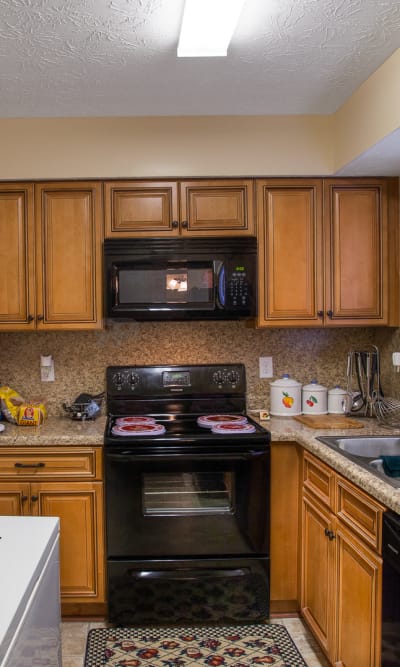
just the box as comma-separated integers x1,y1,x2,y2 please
302,380,328,415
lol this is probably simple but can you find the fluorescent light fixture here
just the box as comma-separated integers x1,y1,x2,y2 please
177,0,246,57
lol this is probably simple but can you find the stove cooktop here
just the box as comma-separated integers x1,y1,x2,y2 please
104,413,270,450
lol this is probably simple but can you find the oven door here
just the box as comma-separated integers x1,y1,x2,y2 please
105,447,269,558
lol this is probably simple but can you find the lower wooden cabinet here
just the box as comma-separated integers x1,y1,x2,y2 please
270,441,301,613
0,447,105,616
301,451,383,667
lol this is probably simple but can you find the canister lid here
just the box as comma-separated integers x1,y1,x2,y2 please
270,374,301,387
302,379,327,392
328,385,346,395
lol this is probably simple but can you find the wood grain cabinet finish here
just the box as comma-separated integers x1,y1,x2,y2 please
270,442,301,613
0,447,105,616
0,183,35,330
104,179,255,237
0,182,103,330
256,178,393,327
301,451,383,667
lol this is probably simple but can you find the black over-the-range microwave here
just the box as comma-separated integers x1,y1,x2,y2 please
104,237,257,321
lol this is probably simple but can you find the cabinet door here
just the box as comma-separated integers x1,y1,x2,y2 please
324,179,388,326
270,442,300,613
256,179,323,326
34,182,103,329
301,492,335,657
335,523,382,667
0,482,30,515
33,481,105,606
180,180,255,235
0,184,35,330
104,181,179,237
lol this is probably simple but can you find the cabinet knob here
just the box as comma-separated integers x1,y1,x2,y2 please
317,310,324,317
31,495,39,502
181,220,188,229
21,495,28,502
324,528,336,540
171,220,179,228
327,310,333,318
37,314,44,321
27,314,34,322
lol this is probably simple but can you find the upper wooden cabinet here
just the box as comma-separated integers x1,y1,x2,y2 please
104,179,255,237
256,178,393,327
0,181,103,330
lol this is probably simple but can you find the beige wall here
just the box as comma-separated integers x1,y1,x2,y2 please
0,115,334,179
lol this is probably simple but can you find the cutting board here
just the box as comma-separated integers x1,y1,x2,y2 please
293,414,364,429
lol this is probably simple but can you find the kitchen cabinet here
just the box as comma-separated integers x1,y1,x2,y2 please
104,179,255,236
0,447,105,617
256,178,392,327
270,441,301,613
0,181,103,330
301,451,383,667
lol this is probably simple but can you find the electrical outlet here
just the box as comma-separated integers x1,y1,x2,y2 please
259,356,273,378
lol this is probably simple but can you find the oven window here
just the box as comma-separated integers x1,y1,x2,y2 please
142,471,234,516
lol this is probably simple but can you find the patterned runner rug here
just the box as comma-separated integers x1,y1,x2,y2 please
84,624,308,666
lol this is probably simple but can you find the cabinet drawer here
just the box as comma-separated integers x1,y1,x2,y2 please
336,478,384,552
303,451,335,509
0,448,102,480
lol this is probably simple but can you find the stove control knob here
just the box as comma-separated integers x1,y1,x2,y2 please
129,373,140,389
226,370,240,386
113,372,124,390
212,370,224,386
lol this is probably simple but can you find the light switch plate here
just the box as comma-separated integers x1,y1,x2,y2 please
259,356,273,378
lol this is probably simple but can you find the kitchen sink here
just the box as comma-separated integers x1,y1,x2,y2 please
316,435,400,488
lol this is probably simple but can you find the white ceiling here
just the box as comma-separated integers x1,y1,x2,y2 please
1,0,400,173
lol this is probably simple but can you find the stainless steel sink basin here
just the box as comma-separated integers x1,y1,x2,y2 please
319,436,400,458
316,435,400,488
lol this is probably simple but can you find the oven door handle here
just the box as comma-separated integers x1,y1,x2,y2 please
127,568,248,581
106,451,266,463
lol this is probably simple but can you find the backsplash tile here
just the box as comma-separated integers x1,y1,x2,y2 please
0,322,383,417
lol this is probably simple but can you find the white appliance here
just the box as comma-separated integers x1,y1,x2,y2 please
0,516,61,667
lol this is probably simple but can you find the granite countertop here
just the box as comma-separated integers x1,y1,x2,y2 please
1,414,399,513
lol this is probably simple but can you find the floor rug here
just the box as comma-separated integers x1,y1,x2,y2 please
84,624,308,666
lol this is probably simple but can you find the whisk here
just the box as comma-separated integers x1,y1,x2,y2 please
374,394,400,428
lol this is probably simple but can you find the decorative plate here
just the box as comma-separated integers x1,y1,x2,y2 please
111,423,166,436
115,416,156,426
197,414,248,428
211,422,256,434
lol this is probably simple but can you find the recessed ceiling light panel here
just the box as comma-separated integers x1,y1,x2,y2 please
177,0,247,57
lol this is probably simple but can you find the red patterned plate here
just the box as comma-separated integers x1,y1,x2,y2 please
197,414,248,428
111,423,166,436
211,422,256,434
115,416,156,426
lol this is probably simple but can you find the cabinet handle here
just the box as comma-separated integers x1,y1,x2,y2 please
37,314,44,321
31,495,38,502
324,528,336,541
21,495,28,502
14,462,45,468
171,220,179,228
27,314,34,322
326,310,333,318
317,310,324,317
181,220,188,229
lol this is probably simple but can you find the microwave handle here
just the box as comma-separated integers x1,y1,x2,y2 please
217,261,225,307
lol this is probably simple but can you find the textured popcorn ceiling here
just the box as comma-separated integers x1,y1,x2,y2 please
0,0,399,119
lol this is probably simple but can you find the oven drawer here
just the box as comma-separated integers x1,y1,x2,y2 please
107,557,269,625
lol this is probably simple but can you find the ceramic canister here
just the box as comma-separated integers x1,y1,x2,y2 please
328,385,347,414
270,374,302,417
302,380,328,415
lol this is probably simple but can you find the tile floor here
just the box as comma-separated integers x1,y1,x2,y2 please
61,616,330,666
